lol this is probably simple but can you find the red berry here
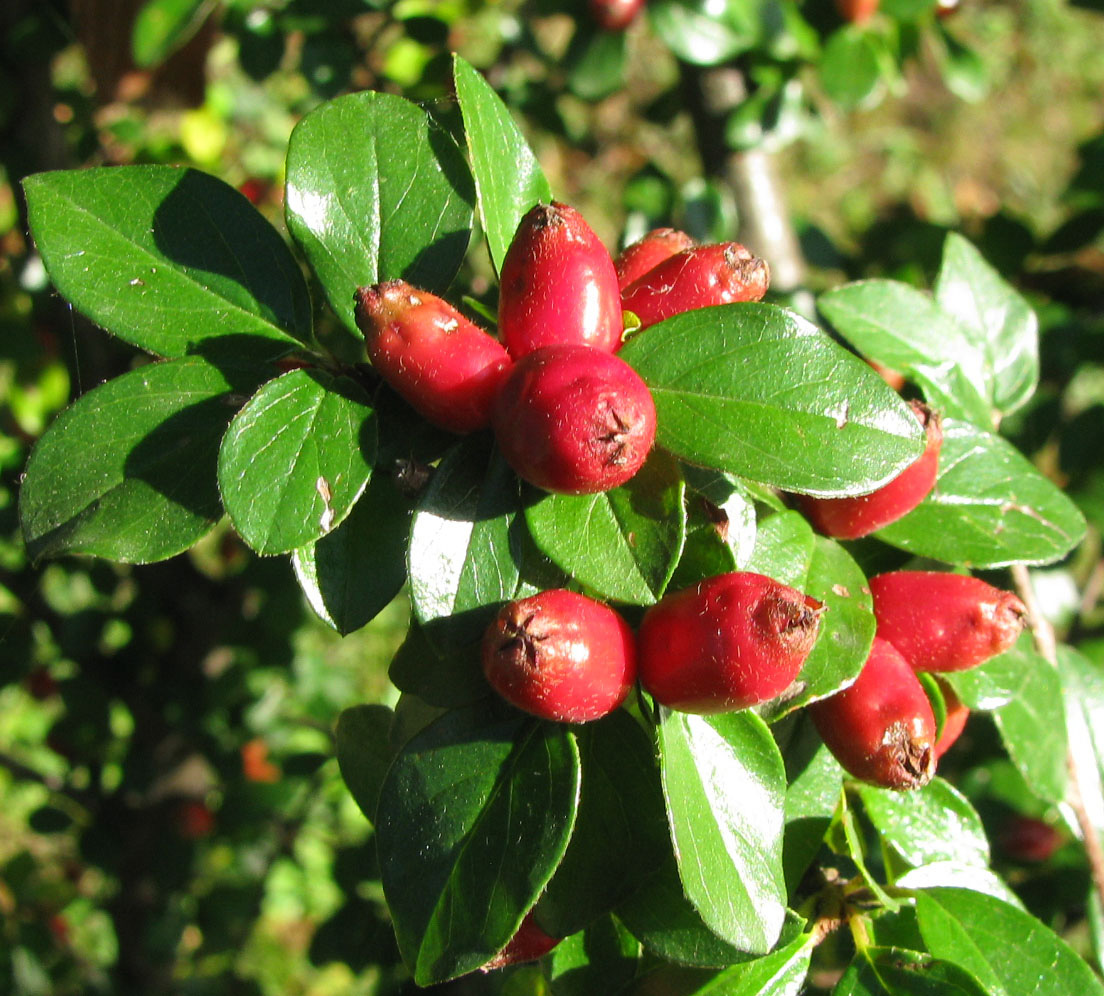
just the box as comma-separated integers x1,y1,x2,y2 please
870,571,1027,673
176,800,216,839
355,281,513,433
998,816,1062,863
498,202,623,357
588,0,647,31
809,637,936,790
619,243,769,331
798,402,943,539
637,572,822,714
492,344,656,494
933,679,969,759
835,0,880,22
241,738,280,783
482,590,637,723
481,912,561,971
615,227,696,290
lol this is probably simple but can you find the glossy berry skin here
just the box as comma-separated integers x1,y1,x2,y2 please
615,227,695,289
482,590,637,723
809,637,936,790
355,281,512,433
637,572,822,714
492,344,656,494
870,571,1027,673
933,679,969,760
798,402,942,539
481,913,561,971
498,202,623,357
589,0,646,31
620,243,769,330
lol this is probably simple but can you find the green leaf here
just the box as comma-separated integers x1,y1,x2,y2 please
537,712,669,938
407,438,524,650
818,279,992,427
566,28,628,102
20,357,254,563
1058,645,1104,838
934,233,1038,418
453,54,552,274
648,0,760,66
819,29,883,110
291,471,410,635
746,512,876,713
833,788,899,911
524,453,687,605
284,90,475,336
619,303,924,496
686,930,815,995
132,0,212,67
545,917,640,996
335,704,395,825
782,723,844,893
218,370,377,556
387,620,488,709
876,420,1086,568
895,862,1024,908
916,888,1104,996
24,167,311,358
376,703,580,985
836,946,991,996
658,709,788,953
942,639,1035,710
857,778,989,871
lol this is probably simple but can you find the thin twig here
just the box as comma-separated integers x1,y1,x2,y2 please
1011,563,1104,912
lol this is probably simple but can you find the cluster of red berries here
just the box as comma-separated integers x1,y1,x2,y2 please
355,202,768,496
481,570,1025,794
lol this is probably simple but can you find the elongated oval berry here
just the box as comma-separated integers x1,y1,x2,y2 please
798,402,943,539
620,242,769,330
615,227,695,289
481,913,561,971
870,571,1027,673
809,637,936,790
589,0,646,31
492,344,656,494
355,281,512,433
482,590,637,723
933,679,969,759
637,572,822,714
498,202,623,357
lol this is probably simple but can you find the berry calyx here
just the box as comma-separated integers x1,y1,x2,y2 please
637,572,822,713
798,401,943,539
498,202,623,357
481,912,561,971
482,590,637,723
588,0,647,31
869,571,1027,673
619,242,769,331
809,637,936,790
355,281,512,433
614,227,696,289
492,344,656,494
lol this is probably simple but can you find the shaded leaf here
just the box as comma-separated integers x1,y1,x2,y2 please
335,704,395,825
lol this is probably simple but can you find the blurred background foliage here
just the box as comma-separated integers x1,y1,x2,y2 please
1,0,1103,993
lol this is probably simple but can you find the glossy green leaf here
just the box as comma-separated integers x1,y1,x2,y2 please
545,917,640,996
24,167,311,358
835,946,991,996
453,54,552,274
934,233,1038,418
619,303,924,496
525,453,687,605
747,511,876,713
896,862,1024,908
218,369,377,556
687,930,815,995
537,712,669,938
819,29,883,110
916,888,1104,996
876,420,1086,567
407,438,524,650
834,788,899,911
20,357,254,563
818,279,992,427
783,726,844,893
292,472,410,635
376,704,580,985
132,0,212,67
387,620,488,709
858,778,989,871
942,639,1037,710
1058,645,1104,837
658,709,787,953
335,704,395,825
284,90,474,335
648,0,759,65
